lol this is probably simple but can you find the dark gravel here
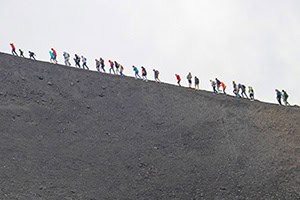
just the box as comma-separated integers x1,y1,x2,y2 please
0,53,299,200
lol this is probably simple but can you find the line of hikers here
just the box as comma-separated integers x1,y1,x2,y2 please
9,43,162,82
10,43,36,60
8,43,291,106
275,89,290,106
175,73,256,101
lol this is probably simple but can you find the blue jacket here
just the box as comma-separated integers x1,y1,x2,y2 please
49,51,55,59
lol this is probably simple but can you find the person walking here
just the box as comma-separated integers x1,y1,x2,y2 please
275,89,282,105
239,84,248,98
194,76,200,90
216,78,221,92
119,64,124,76
74,54,81,68
81,56,89,70
63,52,71,66
133,66,141,79
141,66,148,81
282,90,290,106
95,59,100,72
248,86,254,100
10,43,18,56
19,49,25,57
100,58,105,72
28,51,36,60
220,82,226,94
114,61,120,74
210,80,218,94
51,48,57,64
49,50,55,63
109,60,115,74
233,81,240,97
175,74,181,86
153,69,160,82
187,72,192,88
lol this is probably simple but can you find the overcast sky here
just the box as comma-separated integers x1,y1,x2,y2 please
1,0,299,105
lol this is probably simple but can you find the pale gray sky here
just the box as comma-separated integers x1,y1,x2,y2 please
1,0,299,105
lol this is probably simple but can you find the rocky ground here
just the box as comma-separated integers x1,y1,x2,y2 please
0,53,299,199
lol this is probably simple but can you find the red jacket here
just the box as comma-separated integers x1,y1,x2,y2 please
221,82,226,89
176,74,181,81
109,60,114,67
52,49,57,57
10,43,15,50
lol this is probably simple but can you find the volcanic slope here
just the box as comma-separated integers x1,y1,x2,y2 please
0,53,299,200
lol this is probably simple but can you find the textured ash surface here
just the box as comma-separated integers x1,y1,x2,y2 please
0,53,299,200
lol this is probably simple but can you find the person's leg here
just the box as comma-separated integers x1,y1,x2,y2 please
277,97,281,105
13,49,18,56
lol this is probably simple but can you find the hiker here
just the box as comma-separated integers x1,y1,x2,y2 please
81,56,89,70
119,64,124,76
95,59,100,72
51,48,57,64
187,72,192,88
63,52,71,66
74,54,81,68
109,60,115,74
216,78,221,92
49,50,55,63
133,66,141,79
100,58,106,72
275,89,282,105
210,80,218,94
282,90,290,106
220,82,226,94
114,61,120,74
141,66,148,81
233,81,240,97
10,43,18,56
239,84,248,98
175,74,181,86
248,86,254,100
19,49,25,58
153,69,160,82
28,51,36,60
195,76,199,90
